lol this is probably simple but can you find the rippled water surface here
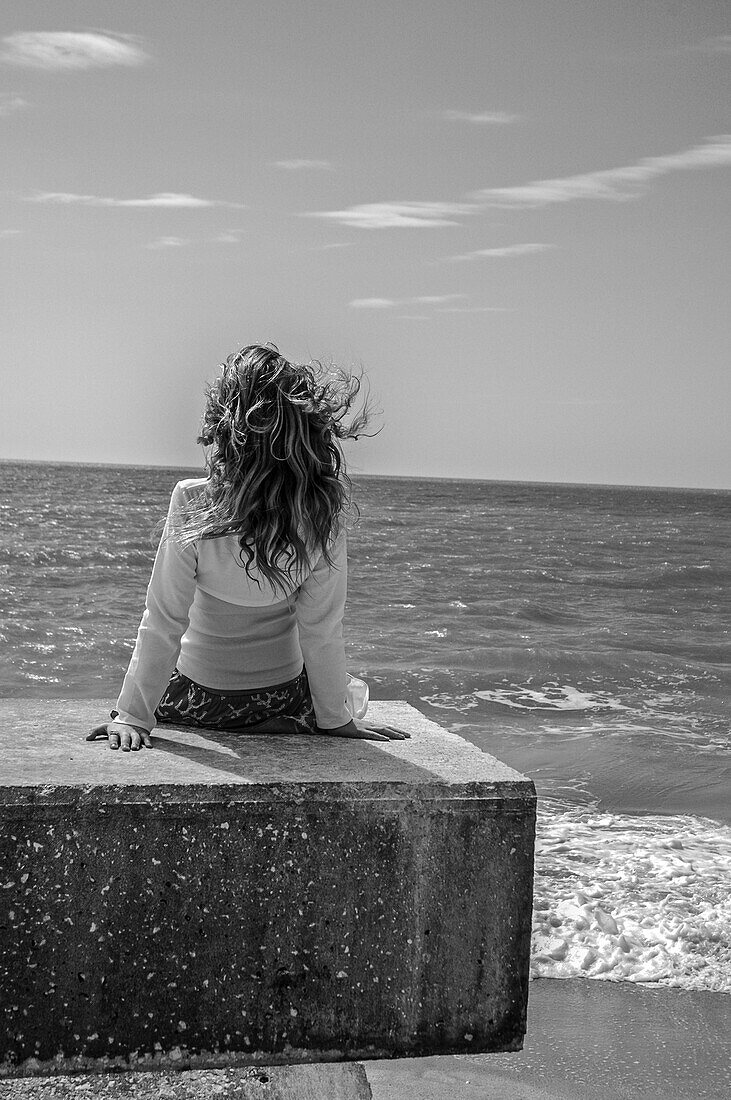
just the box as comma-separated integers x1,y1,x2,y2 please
1,461,729,991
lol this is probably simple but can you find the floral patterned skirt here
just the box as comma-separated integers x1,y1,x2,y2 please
153,666,317,733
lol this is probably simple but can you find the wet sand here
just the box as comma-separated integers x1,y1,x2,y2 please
367,978,731,1100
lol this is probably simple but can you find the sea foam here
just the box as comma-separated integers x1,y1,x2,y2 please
475,683,627,711
531,806,731,992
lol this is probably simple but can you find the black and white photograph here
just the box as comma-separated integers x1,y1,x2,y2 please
1,2,729,1097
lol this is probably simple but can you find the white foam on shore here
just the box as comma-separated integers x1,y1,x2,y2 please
421,692,480,710
421,684,626,714
531,807,731,992
476,684,627,712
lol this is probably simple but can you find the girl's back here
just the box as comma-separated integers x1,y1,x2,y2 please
89,343,407,749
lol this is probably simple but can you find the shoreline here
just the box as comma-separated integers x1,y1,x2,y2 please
367,977,731,1100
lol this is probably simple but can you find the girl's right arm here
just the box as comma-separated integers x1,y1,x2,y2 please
295,526,351,731
295,527,408,742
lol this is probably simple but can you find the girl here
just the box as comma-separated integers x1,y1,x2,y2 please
88,344,408,751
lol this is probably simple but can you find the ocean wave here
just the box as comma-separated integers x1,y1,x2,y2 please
420,692,480,711
531,806,731,992
420,681,634,716
514,604,579,625
647,562,731,588
474,684,627,712
597,562,730,591
0,546,154,568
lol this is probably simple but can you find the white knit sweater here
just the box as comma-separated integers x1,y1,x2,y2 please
114,479,351,732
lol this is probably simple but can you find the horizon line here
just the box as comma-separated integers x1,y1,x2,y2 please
0,456,727,494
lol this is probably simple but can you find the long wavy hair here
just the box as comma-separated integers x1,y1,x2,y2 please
178,343,373,594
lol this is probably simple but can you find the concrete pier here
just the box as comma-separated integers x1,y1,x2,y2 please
0,700,536,1079
1,1062,374,1098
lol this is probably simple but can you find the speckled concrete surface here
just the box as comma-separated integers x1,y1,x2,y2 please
0,701,535,1076
0,1062,372,1098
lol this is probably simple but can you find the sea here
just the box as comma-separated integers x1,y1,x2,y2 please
1,460,729,995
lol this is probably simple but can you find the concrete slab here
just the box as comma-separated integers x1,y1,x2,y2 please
0,1062,373,1099
0,701,536,1077
0,700,528,795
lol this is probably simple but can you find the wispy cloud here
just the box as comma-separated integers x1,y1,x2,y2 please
349,298,396,309
442,109,520,125
446,242,555,261
146,236,189,250
25,191,245,209
695,34,731,54
212,230,245,243
436,305,512,313
1,31,149,71
411,294,466,305
668,35,731,57
0,92,26,116
274,159,334,171
471,135,731,208
312,241,353,251
304,200,477,229
0,228,21,238
350,293,468,310
308,138,730,231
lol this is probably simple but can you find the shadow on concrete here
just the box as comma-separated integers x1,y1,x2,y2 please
149,723,441,786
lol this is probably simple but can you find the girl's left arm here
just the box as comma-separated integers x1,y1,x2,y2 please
110,482,198,734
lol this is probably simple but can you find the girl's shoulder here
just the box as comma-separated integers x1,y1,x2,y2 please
175,476,208,494
171,477,209,506
167,479,209,533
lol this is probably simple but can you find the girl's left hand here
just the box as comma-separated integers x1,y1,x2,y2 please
86,721,153,751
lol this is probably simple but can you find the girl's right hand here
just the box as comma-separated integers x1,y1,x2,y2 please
86,721,153,751
316,719,410,742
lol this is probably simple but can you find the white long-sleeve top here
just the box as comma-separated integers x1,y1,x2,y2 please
114,478,351,732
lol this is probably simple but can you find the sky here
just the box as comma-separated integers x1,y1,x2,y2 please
1,0,729,488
